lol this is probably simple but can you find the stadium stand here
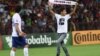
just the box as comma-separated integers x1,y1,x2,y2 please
0,0,100,35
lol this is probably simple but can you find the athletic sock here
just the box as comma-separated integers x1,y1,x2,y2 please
10,50,15,56
23,48,28,56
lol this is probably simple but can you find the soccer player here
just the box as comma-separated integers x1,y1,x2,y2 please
48,2,78,56
10,6,29,56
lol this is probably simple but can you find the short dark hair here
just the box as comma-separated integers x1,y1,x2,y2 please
59,7,66,13
15,6,22,13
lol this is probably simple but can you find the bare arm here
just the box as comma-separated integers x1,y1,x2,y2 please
69,3,78,15
48,2,55,15
15,23,21,33
15,23,26,37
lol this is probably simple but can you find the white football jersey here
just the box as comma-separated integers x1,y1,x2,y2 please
55,13,71,33
12,13,22,37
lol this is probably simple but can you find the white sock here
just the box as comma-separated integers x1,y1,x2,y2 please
24,48,28,56
10,50,15,56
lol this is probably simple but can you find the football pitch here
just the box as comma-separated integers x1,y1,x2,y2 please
0,45,100,56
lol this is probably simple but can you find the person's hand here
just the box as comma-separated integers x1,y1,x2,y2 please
48,2,53,8
19,32,26,37
48,2,52,6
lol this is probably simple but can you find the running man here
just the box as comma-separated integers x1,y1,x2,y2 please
10,6,29,56
48,1,78,56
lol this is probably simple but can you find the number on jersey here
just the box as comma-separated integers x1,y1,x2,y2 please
59,18,65,25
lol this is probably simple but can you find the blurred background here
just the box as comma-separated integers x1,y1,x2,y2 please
0,0,100,56
0,0,99,35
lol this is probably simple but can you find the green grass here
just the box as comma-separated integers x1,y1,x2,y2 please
0,45,100,56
